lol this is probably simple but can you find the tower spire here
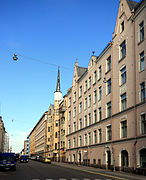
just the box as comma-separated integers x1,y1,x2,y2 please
56,66,60,92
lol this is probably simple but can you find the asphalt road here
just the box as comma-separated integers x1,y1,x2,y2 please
0,160,145,180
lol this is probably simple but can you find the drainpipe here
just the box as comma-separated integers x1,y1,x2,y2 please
133,11,137,172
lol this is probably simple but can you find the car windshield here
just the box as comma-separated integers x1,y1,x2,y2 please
0,156,14,161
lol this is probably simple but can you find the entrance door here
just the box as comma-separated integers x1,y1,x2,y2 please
121,150,129,169
107,150,111,169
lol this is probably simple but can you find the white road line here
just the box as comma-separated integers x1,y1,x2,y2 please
83,179,91,180
59,179,67,180
71,178,80,180
32,179,40,180
45,179,53,180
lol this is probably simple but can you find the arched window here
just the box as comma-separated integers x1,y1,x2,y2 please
140,148,146,168
121,150,129,167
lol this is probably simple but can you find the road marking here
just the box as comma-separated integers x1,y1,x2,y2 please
32,179,40,180
71,178,80,180
45,179,53,180
83,178,91,180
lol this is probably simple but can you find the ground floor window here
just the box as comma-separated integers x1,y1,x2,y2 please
121,150,129,167
140,148,146,168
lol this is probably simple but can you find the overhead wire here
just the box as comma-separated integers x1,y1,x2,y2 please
0,45,73,71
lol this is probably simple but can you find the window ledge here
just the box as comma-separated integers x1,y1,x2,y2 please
137,38,145,46
119,55,126,63
97,78,101,82
105,69,111,75
93,82,96,86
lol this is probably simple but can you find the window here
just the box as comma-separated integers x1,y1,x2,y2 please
68,139,70,149
79,102,82,113
141,113,146,134
73,137,76,148
98,66,102,80
107,78,111,94
79,136,82,146
84,97,87,110
88,113,91,125
73,122,76,132
107,125,112,141
85,80,87,92
74,92,76,102
140,82,145,102
121,21,124,32
48,127,50,132
84,134,87,146
107,101,112,117
98,107,102,121
79,85,82,97
55,143,57,150
121,120,127,138
93,89,97,104
107,56,111,72
94,130,97,144
94,110,97,123
69,97,71,107
88,94,91,107
56,110,59,115
94,70,97,84
88,76,91,89
55,120,58,127
55,132,57,138
84,115,87,127
48,138,50,142
88,132,91,145
79,118,82,129
140,51,145,72
68,125,71,134
73,107,76,117
121,93,127,111
139,21,144,43
69,111,71,120
120,66,126,85
120,40,126,60
98,86,102,101
98,129,102,143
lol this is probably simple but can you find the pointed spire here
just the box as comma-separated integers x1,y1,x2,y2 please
56,66,61,92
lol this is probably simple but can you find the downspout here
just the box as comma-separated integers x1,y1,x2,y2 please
132,10,137,171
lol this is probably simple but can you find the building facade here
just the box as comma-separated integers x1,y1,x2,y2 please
66,0,146,171
0,116,5,153
4,131,9,153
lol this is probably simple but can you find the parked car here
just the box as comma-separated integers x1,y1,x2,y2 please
20,155,28,163
0,153,16,170
44,158,51,164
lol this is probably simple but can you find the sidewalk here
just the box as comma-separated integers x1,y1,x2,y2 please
52,161,146,180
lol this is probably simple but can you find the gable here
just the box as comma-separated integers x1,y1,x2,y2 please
113,0,133,38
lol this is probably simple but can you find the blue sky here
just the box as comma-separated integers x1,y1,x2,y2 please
0,0,127,153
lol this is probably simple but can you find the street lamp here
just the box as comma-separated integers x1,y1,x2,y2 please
13,54,18,61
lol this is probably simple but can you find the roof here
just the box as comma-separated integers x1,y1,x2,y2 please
76,66,87,77
126,0,139,10
50,104,54,109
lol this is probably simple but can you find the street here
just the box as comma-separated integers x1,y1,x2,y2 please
0,160,146,180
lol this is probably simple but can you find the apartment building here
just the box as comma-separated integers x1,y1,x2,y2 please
66,0,146,171
0,116,5,153
29,126,36,157
59,95,67,162
46,104,54,158
4,131,9,153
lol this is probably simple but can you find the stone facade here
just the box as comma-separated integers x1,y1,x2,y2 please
66,0,146,171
